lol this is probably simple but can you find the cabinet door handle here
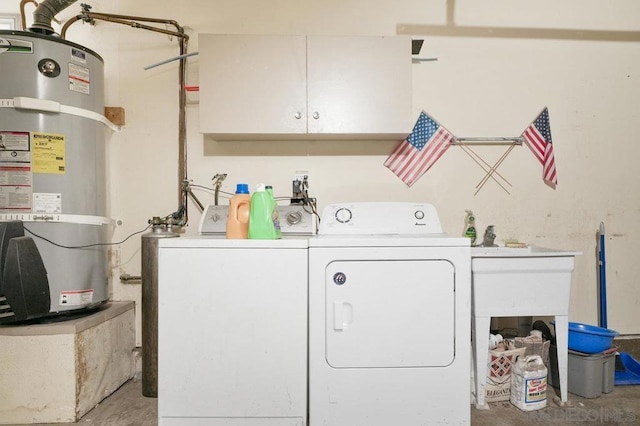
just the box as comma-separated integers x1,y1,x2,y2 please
294,112,302,119
312,112,320,120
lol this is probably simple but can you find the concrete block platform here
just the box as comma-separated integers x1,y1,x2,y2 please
0,302,135,424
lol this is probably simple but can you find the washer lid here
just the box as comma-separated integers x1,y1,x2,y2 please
158,236,309,249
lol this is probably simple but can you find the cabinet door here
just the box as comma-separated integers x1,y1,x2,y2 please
199,34,307,137
306,36,412,137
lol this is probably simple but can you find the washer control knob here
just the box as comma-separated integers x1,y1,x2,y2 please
286,211,302,225
210,213,221,222
335,207,352,224
415,210,425,220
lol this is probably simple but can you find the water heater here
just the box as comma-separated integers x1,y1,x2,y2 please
0,30,111,323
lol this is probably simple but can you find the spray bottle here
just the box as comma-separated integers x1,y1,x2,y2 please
464,210,477,246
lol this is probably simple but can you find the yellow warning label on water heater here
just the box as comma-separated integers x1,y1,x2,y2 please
32,132,66,174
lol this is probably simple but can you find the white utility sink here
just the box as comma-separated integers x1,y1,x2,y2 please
471,245,578,257
471,245,581,408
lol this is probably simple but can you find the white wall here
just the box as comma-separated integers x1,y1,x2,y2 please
6,0,640,343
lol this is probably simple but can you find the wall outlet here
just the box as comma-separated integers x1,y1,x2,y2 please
292,170,310,203
293,171,309,183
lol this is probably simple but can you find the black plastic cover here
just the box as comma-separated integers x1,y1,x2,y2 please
0,221,25,295
1,236,50,322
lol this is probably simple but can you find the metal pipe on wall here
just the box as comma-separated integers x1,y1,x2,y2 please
60,8,191,398
61,10,190,224
178,35,188,221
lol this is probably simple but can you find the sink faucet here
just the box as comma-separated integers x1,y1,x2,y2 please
482,225,497,247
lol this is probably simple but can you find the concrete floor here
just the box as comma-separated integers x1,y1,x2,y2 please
14,338,640,426
11,378,637,426
473,385,640,425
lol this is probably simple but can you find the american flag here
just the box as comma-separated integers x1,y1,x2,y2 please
522,107,557,187
384,111,454,187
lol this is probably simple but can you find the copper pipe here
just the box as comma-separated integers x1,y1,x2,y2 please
177,35,188,225
59,14,83,36
19,0,38,30
61,14,188,40
61,11,190,225
82,12,184,32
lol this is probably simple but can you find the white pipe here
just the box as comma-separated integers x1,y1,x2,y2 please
144,52,198,70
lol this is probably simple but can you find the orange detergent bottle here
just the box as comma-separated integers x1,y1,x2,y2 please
226,183,251,239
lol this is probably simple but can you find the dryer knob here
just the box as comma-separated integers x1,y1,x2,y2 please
335,208,352,224
415,210,425,220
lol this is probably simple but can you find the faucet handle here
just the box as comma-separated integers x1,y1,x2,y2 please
483,225,497,247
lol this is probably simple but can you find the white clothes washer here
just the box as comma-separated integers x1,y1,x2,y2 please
157,237,308,426
309,202,471,425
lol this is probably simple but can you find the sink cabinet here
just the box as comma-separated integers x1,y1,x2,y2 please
199,34,412,139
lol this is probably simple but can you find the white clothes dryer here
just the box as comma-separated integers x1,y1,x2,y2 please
308,202,471,425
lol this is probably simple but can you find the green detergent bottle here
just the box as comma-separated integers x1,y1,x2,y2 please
248,183,277,239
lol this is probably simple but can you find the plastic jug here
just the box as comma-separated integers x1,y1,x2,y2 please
510,354,548,411
265,185,282,239
226,183,251,239
248,183,277,239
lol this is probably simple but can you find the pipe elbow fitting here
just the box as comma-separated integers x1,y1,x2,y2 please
29,0,78,35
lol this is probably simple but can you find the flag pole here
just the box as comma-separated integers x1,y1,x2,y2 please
457,144,512,192
453,137,522,195
451,137,523,145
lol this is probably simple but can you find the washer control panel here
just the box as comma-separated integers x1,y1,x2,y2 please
278,205,317,235
318,202,442,235
198,205,229,234
199,204,317,236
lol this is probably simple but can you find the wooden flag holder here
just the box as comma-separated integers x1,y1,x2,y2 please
451,137,523,195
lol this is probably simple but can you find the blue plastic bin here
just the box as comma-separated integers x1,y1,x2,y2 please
568,322,618,354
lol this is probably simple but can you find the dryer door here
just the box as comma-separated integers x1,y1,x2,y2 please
325,259,455,368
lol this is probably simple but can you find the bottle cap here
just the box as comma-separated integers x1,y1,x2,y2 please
235,183,249,194
255,183,266,192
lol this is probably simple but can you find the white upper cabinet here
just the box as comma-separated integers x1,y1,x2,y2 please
199,34,412,140
305,36,411,137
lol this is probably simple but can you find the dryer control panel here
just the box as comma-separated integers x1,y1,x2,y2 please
319,202,442,235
